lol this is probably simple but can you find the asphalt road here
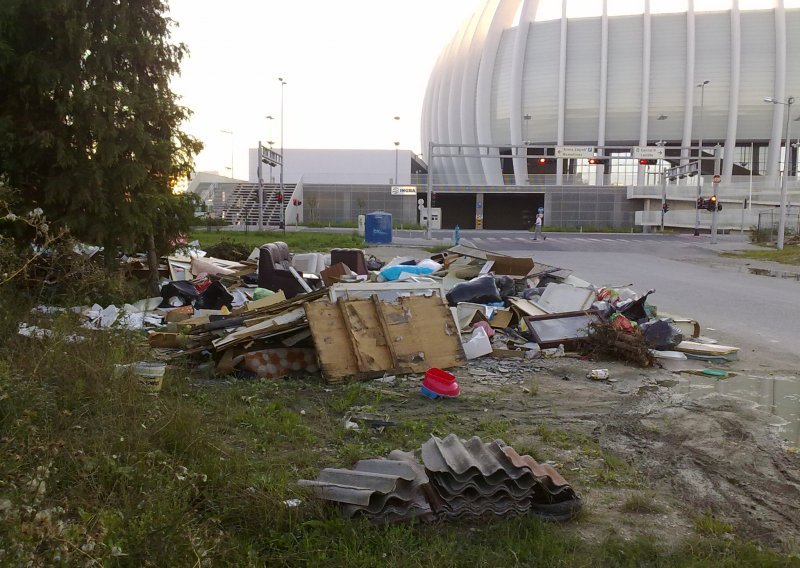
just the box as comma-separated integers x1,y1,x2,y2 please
390,230,799,367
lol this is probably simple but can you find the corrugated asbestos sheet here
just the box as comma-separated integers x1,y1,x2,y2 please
299,434,581,524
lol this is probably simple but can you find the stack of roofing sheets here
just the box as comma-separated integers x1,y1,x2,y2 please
421,434,581,521
298,453,434,524
299,434,581,524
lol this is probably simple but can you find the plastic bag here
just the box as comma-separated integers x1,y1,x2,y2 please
445,275,502,306
641,319,683,350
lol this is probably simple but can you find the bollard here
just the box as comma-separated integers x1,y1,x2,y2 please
453,224,461,245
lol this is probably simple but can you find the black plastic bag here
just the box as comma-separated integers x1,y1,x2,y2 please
641,319,683,350
445,274,502,306
195,281,234,310
619,289,655,323
159,280,199,308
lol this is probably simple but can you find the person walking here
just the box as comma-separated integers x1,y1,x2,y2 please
533,212,546,240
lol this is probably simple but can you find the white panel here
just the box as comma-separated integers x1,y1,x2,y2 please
649,14,687,140
694,13,732,143
524,19,561,142
491,29,517,143
738,11,776,139
565,18,602,142
606,15,644,142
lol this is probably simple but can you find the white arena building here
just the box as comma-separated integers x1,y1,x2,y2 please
417,0,800,231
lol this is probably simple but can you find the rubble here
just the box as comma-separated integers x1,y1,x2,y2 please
16,239,739,392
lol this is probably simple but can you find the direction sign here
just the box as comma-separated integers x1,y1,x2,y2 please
632,146,665,160
391,185,417,196
555,145,595,159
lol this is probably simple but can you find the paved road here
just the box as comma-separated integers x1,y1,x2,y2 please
389,230,799,368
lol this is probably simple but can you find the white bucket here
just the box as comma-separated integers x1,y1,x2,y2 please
133,361,166,392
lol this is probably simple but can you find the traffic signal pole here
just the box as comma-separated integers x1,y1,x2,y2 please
710,144,722,245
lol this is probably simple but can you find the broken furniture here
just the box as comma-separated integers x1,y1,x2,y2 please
331,248,369,276
257,241,311,299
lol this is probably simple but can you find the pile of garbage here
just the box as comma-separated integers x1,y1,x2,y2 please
299,434,582,524
18,240,741,382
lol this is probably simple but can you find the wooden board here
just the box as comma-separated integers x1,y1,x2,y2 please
304,300,358,382
379,296,465,374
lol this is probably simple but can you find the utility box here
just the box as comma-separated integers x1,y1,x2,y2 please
365,211,393,244
357,214,365,237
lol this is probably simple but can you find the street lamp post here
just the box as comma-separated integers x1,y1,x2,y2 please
694,81,709,236
220,129,234,179
394,141,400,186
764,95,795,250
279,78,287,234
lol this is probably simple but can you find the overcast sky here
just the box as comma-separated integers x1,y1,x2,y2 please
166,0,791,178
167,0,486,178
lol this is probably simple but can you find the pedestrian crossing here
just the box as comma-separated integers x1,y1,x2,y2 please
474,236,644,244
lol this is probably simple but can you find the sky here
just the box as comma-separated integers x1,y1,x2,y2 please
166,0,487,178
166,0,793,179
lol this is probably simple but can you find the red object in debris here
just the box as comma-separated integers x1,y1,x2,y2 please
193,277,212,294
611,314,635,334
422,368,460,397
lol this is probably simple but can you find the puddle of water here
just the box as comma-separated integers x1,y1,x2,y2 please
669,373,800,445
747,267,800,281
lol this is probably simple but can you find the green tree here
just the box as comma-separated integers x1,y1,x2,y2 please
0,0,202,293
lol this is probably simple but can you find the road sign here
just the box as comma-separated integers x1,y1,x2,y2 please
555,145,595,159
712,174,721,184
632,146,665,160
391,185,417,196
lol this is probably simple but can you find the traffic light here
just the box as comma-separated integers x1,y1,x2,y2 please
588,157,607,165
696,197,704,209
276,192,283,202
292,198,302,206
537,157,552,165
639,159,657,166
705,195,721,211
662,201,669,213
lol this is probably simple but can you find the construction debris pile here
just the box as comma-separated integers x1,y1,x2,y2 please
299,434,582,524
142,240,739,381
19,239,741,381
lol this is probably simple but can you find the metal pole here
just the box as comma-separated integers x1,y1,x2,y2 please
777,97,794,250
710,145,721,245
394,141,399,186
279,78,286,235
695,162,701,236
660,169,666,231
694,81,709,236
426,141,433,240
257,141,264,231
749,141,753,209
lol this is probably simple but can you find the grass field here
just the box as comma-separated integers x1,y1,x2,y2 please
0,301,794,566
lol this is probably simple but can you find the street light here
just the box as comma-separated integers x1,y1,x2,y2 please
764,95,795,250
394,141,400,186
220,129,234,179
694,81,709,236
279,77,287,233
392,116,400,185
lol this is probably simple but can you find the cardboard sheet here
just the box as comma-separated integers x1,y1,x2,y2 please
305,295,464,383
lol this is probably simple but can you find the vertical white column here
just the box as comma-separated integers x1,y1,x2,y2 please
637,0,652,186
476,0,519,186
723,0,741,180
555,0,568,186
596,0,609,186
766,1,787,180
511,0,539,186
680,0,696,165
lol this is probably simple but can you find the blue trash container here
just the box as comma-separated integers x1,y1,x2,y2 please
364,211,393,244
